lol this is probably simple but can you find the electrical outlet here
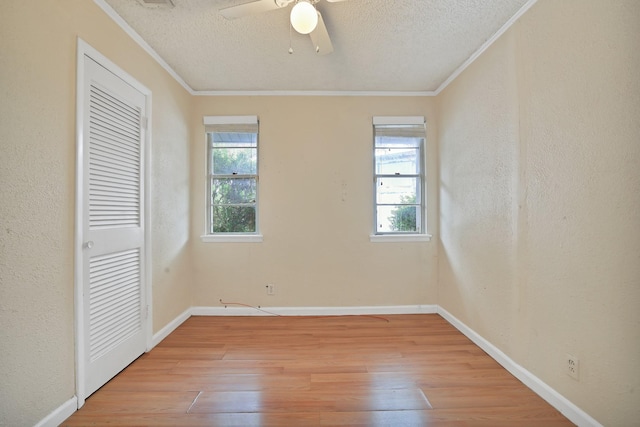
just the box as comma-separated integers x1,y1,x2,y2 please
266,284,275,295
566,354,579,380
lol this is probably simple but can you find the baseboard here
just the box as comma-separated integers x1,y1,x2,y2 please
437,306,603,427
34,396,77,427
150,307,191,348
191,304,437,316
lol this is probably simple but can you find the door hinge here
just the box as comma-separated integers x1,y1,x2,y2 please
145,305,150,319
141,116,148,130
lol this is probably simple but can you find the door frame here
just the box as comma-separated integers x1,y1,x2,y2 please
74,38,153,408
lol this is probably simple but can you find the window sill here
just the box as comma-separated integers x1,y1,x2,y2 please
369,234,432,243
201,234,263,243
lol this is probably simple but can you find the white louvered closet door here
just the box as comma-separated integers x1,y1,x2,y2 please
80,56,148,399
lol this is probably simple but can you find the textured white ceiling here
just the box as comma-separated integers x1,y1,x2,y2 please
102,0,530,92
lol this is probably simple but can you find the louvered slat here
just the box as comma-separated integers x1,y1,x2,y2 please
90,144,139,167
88,249,141,362
90,187,139,197
91,85,139,121
90,293,139,331
88,83,141,229
90,264,139,289
90,87,140,134
90,127,140,151
91,132,141,160
89,167,139,187
90,157,140,176
91,98,139,132
90,294,139,333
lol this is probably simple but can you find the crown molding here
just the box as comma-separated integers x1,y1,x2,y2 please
192,90,436,97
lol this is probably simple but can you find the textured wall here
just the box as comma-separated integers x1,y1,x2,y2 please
439,29,521,350
0,1,192,425
0,4,76,425
438,0,640,425
191,96,438,308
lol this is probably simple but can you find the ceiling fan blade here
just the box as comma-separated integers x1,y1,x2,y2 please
219,0,282,20
309,11,333,55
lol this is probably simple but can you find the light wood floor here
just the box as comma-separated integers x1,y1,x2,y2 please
63,314,574,426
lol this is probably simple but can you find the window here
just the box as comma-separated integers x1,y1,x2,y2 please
373,116,426,236
204,116,259,239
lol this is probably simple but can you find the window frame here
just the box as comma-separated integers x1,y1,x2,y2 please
201,115,262,243
371,116,429,241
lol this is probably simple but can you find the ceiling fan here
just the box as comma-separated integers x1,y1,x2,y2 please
219,0,349,55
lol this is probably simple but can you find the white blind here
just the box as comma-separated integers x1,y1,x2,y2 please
204,115,258,133
373,116,426,138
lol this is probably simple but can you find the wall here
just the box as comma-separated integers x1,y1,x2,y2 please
191,96,438,308
0,1,192,425
437,0,640,425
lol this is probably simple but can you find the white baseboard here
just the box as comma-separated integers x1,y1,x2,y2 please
150,307,191,348
34,396,77,427
191,304,437,316
437,306,602,427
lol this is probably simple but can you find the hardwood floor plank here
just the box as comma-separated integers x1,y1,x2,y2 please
101,373,312,393
189,388,431,414
414,368,524,388
170,360,286,375
77,391,199,414
426,406,576,425
63,315,574,426
189,412,322,427
423,385,551,409
321,407,574,427
141,346,226,360
62,412,322,427
310,372,419,390
320,410,459,427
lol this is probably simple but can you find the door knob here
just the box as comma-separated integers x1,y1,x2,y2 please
85,241,94,249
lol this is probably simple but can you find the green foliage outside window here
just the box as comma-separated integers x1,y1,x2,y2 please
210,135,257,233
212,205,255,233
389,195,417,232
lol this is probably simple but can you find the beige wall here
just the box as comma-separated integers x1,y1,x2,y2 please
191,96,438,308
0,1,192,425
437,0,640,425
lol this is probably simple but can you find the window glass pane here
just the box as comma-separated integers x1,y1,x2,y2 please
375,136,422,149
376,177,419,204
375,147,420,174
205,122,259,235
212,148,257,175
210,132,257,147
373,121,425,235
212,206,256,233
212,178,256,204
376,205,419,233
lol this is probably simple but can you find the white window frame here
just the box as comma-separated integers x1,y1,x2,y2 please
201,115,262,243
370,116,430,242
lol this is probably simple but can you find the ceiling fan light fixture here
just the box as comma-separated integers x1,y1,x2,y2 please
290,1,318,35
